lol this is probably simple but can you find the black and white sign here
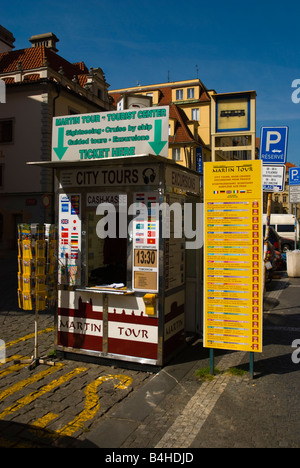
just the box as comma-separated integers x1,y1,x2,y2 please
262,165,286,192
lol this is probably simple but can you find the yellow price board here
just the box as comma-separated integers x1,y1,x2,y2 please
203,160,263,353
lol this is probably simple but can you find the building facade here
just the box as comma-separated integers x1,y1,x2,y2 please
109,80,257,170
0,28,113,250
109,79,212,171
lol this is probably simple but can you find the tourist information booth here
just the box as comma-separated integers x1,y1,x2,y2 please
29,107,203,367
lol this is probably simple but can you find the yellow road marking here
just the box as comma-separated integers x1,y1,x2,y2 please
113,374,134,390
32,412,59,428
0,367,87,419
0,356,30,376
0,328,54,368
0,413,59,448
57,374,133,437
4,328,54,349
0,363,63,403
0,325,134,443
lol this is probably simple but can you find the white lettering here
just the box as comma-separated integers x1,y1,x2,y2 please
96,201,203,249
266,131,281,151
292,339,300,364
291,79,300,104
96,203,117,239
105,453,139,465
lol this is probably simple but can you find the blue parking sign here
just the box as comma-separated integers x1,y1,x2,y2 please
259,126,288,164
289,167,300,186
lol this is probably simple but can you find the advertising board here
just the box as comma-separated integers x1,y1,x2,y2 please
203,160,263,353
52,107,169,162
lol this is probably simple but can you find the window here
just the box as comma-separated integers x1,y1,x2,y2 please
0,120,13,143
87,205,127,286
172,148,181,161
192,108,199,121
187,88,194,99
176,89,183,100
277,225,295,233
69,108,80,115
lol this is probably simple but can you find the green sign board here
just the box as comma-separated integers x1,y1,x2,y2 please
52,106,169,162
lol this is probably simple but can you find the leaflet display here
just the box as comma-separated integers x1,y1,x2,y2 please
17,223,57,311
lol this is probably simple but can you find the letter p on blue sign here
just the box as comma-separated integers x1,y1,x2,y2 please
0,79,6,103
259,126,289,164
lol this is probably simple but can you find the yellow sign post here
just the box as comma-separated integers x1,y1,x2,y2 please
203,160,263,374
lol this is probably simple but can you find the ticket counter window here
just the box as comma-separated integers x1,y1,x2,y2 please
87,212,127,286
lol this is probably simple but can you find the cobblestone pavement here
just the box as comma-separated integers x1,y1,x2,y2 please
0,253,150,448
1,251,300,449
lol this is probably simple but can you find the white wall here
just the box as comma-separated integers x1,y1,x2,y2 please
0,87,44,193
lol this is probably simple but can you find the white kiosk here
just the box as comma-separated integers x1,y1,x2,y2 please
29,107,203,367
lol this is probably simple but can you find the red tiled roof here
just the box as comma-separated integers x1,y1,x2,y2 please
109,91,206,147
0,46,89,85
110,82,210,108
23,73,41,81
286,162,296,169
169,104,193,143
158,87,172,105
2,77,14,84
169,103,205,146
0,46,46,72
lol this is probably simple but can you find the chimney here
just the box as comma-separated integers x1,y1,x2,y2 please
0,25,15,52
29,32,59,53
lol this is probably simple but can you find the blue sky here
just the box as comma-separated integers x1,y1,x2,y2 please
1,0,300,165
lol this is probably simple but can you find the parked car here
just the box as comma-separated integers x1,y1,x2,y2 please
280,236,297,252
262,214,299,243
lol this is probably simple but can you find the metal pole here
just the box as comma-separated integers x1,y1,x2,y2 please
295,204,297,250
263,193,272,289
249,352,254,379
210,348,214,375
34,306,38,361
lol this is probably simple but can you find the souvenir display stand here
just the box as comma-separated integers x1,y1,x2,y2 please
17,223,57,369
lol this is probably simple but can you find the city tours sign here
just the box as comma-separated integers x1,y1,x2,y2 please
52,106,169,162
203,160,263,353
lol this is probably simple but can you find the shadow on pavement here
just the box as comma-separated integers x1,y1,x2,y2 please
0,419,98,448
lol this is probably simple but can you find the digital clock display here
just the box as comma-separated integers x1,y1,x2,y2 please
134,249,158,267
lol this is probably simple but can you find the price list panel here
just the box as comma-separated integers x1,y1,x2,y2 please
132,192,159,292
203,161,263,353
